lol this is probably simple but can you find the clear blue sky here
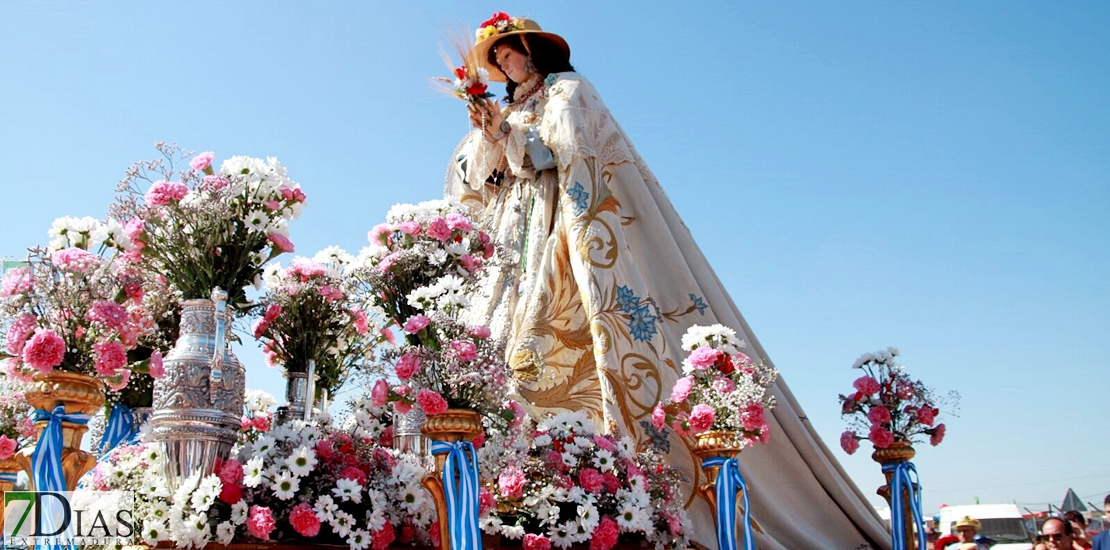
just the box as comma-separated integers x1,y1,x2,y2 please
2,1,1107,516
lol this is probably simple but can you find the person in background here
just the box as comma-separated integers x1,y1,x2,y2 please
954,516,988,549
1034,517,1081,550
1064,510,1092,549
1092,495,1110,550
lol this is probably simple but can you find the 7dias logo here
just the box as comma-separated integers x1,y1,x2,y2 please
3,490,135,547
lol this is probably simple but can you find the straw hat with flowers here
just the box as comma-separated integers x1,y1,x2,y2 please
467,12,570,82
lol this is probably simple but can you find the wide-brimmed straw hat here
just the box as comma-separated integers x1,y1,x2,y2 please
954,516,982,530
467,12,570,83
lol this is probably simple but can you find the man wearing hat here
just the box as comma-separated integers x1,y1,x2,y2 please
947,516,988,549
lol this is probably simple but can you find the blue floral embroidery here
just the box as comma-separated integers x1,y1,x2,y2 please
616,285,638,313
690,293,708,315
567,182,589,215
628,304,657,342
639,420,671,453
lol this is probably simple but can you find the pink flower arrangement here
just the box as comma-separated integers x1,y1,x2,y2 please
246,505,276,540
653,324,778,448
838,348,957,453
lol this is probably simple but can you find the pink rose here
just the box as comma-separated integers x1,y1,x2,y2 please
246,505,276,540
267,233,295,254
86,301,128,331
94,340,127,376
467,325,491,339
0,436,17,461
395,353,421,380
688,403,716,434
52,248,100,272
651,404,666,430
523,534,552,550
669,376,694,403
867,406,891,426
371,379,390,407
22,329,66,374
189,151,215,172
402,315,430,334
590,517,620,550
416,389,448,416
868,424,894,449
578,468,605,493
498,466,526,499
852,375,881,396
397,220,422,236
916,406,937,426
425,217,452,241
840,431,860,455
445,212,473,232
289,503,320,537
450,340,477,362
688,346,722,370
929,423,946,446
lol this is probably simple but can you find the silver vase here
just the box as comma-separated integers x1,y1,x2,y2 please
151,289,245,492
275,371,309,425
393,405,428,455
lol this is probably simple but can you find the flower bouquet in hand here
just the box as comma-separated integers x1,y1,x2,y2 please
653,324,779,449
1,217,162,390
253,248,389,405
838,348,957,454
111,142,305,312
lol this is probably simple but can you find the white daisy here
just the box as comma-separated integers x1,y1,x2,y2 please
230,500,250,525
271,470,300,500
330,510,355,538
332,477,363,503
142,521,166,545
347,528,371,550
285,445,318,477
314,494,338,523
215,521,235,545
591,449,616,472
243,456,265,488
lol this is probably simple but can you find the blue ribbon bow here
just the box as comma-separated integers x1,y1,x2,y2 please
881,461,927,550
0,472,17,484
30,406,90,550
97,403,135,457
430,440,482,550
702,456,755,550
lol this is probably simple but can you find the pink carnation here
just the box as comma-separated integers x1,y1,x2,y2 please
22,329,66,374
144,180,189,206
87,300,129,331
219,480,242,504
445,212,472,232
916,406,937,426
0,436,17,461
289,503,320,537
450,340,477,362
670,376,694,403
397,220,422,236
267,233,295,254
395,353,421,380
711,376,735,394
368,223,392,246
867,406,891,426
590,517,620,550
459,254,480,273
94,340,127,376
498,466,525,499
148,350,164,379
189,151,215,172
106,369,130,391
1,268,32,298
246,505,276,540
251,414,271,433
671,418,691,438
688,403,716,434
651,404,666,430
479,488,496,515
852,375,881,396
929,423,946,446
5,313,38,355
740,403,766,432
340,466,368,486
688,346,722,370
523,534,552,550
467,325,491,339
52,248,100,272
416,389,448,416
578,468,605,493
371,522,395,550
507,400,526,428
371,379,390,407
402,315,430,334
218,458,244,485
868,424,894,448
351,309,369,334
840,431,860,455
426,217,452,241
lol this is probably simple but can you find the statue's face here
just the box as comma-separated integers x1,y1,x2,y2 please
495,45,531,84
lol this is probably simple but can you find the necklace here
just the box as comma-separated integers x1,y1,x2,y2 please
513,76,544,105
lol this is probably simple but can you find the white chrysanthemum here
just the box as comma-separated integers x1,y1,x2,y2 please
577,501,600,533
330,510,355,538
314,495,338,523
501,523,525,539
616,500,651,531
406,285,442,310
253,435,276,459
245,389,278,412
365,507,387,532
532,434,552,447
560,451,578,469
271,470,300,500
142,520,167,545
398,482,427,513
147,500,169,523
230,500,249,525
285,445,318,477
244,209,270,233
591,449,616,472
481,514,503,534
190,474,221,512
347,528,372,550
332,477,363,503
215,521,236,545
242,456,265,488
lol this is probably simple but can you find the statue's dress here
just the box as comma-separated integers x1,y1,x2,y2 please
447,72,889,549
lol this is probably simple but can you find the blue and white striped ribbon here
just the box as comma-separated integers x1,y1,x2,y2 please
97,403,134,456
0,472,17,483
881,461,927,550
702,456,755,550
430,440,482,550
31,406,89,550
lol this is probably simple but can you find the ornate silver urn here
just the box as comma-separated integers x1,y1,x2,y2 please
152,289,245,491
